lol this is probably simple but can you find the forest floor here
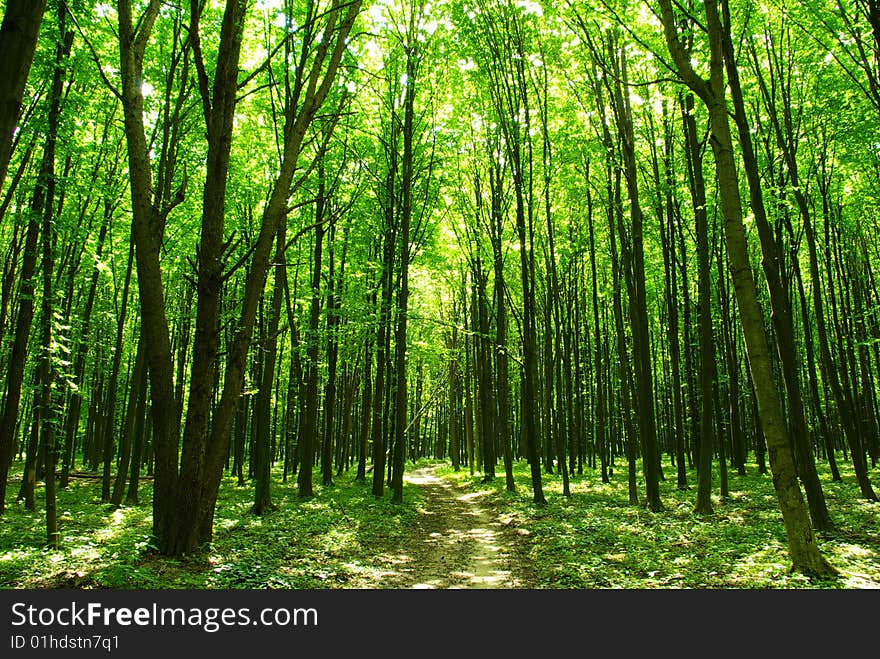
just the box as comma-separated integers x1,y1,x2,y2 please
346,466,538,588
1,459,879,589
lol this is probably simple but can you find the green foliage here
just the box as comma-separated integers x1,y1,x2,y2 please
4,0,880,589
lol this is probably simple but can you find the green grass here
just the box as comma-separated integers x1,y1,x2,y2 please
0,466,421,589
435,459,880,588
1,457,878,589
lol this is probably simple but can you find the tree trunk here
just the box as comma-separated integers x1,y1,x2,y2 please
0,0,48,193
188,0,361,549
610,40,663,511
40,7,73,545
391,39,419,505
112,335,146,506
0,14,69,513
117,0,182,554
125,336,150,505
252,201,289,514
60,198,111,489
322,223,340,487
489,161,514,491
102,239,135,502
299,185,326,500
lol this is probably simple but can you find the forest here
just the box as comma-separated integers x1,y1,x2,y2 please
0,0,879,590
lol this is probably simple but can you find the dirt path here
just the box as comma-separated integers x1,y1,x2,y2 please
353,467,536,589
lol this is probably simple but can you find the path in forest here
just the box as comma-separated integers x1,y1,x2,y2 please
354,467,537,589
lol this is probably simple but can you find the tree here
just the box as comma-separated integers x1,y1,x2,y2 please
654,0,836,576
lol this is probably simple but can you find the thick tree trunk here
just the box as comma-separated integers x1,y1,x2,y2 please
706,95,830,571
117,0,182,553
161,0,249,553
180,0,361,550
0,0,47,194
0,14,69,512
0,167,38,515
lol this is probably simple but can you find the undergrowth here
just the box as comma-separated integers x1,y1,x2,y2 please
435,459,880,588
0,466,421,589
1,457,877,589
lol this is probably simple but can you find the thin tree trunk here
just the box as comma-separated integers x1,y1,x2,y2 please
391,37,419,504
730,7,833,526
112,334,146,506
489,163,514,491
252,202,288,514
322,223,340,487
125,335,149,505
299,185,326,499
372,209,395,498
102,239,135,502
60,205,109,488
610,40,662,511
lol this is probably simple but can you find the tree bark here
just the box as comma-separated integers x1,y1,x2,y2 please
0,0,47,194
298,186,326,500
609,40,663,511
